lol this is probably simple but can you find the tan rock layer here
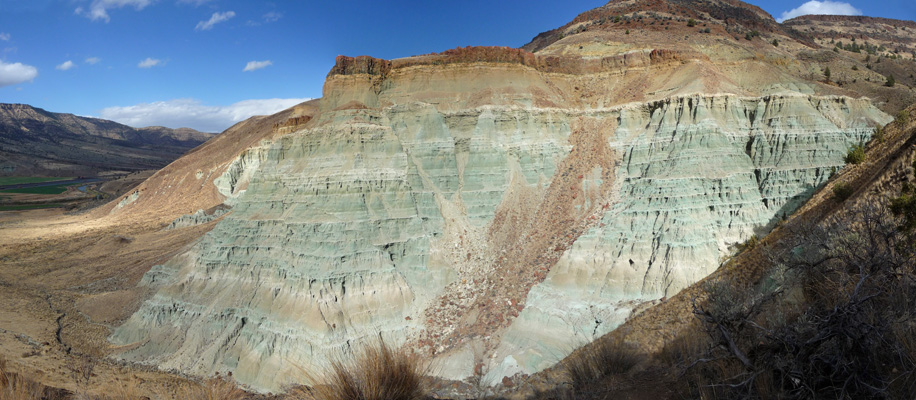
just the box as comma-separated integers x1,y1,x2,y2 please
329,47,706,79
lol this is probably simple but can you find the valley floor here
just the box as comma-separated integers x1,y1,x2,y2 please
0,206,223,399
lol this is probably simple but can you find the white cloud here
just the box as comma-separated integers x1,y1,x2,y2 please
0,61,38,87
0,33,10,41
137,57,161,68
56,60,77,71
195,11,235,31
177,0,212,5
247,11,282,26
263,11,282,23
243,60,272,72
85,57,101,65
76,0,155,23
778,1,863,22
99,98,311,132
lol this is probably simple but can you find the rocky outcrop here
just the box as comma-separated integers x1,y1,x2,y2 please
331,47,706,79
111,89,889,390
165,207,229,230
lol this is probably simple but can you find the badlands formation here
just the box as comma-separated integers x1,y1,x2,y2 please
100,0,907,393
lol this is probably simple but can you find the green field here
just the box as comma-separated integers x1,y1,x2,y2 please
0,185,71,195
0,177,74,186
0,203,65,211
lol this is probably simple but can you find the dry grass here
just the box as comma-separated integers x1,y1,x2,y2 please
2,354,253,400
82,377,144,400
294,339,426,400
565,338,641,393
79,375,249,400
0,356,65,400
655,327,710,368
183,377,250,400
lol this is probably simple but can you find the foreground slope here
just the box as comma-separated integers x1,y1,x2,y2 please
0,103,214,177
104,0,906,388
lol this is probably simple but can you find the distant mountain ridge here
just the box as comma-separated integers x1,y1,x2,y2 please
0,103,215,176
785,14,916,29
783,14,916,57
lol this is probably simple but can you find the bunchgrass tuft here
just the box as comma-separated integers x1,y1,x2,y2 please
565,338,641,393
302,338,426,400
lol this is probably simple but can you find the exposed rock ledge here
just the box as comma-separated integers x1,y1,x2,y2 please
329,46,706,78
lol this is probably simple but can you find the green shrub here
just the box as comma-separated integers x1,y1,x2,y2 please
845,143,866,164
736,234,759,252
687,18,696,27
833,182,854,201
890,193,916,233
872,126,885,143
897,109,911,126
886,74,896,87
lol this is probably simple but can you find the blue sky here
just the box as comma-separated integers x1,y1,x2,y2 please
0,0,913,132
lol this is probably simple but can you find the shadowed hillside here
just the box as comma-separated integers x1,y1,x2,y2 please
0,103,214,177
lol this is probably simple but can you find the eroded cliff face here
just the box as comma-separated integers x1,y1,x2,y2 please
111,55,889,390
488,94,887,379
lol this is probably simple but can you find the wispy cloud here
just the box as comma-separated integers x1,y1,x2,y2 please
85,57,101,65
56,60,77,71
246,11,283,26
99,97,311,132
195,11,235,31
778,1,862,22
76,0,155,23
0,61,38,87
177,0,212,5
0,33,10,41
263,11,282,23
137,57,161,68
243,60,272,72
